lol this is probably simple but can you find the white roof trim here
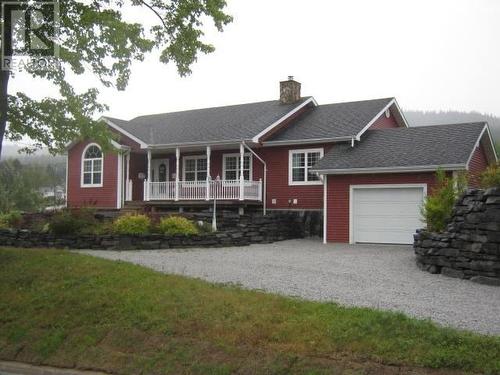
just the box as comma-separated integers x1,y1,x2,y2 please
111,139,130,151
315,164,465,175
100,116,148,149
148,139,252,149
392,98,410,128
465,123,498,169
65,138,130,151
262,136,352,147
251,97,317,143
354,98,397,141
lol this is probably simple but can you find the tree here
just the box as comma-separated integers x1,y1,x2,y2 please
0,159,46,212
0,0,232,157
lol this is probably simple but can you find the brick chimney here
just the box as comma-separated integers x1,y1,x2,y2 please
280,76,301,104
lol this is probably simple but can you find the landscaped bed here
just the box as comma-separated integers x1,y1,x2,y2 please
0,248,499,374
0,210,300,249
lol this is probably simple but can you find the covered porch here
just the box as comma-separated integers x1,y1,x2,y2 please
123,142,265,205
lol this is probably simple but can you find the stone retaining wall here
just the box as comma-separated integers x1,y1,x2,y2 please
414,188,500,286
0,213,303,250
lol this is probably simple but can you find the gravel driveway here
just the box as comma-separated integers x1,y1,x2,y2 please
79,239,500,335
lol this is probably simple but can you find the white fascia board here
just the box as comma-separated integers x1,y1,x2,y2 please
251,97,317,143
465,124,498,169
100,116,149,149
354,98,396,141
111,139,130,151
393,98,410,128
148,139,252,149
262,136,353,147
65,138,129,152
314,164,465,175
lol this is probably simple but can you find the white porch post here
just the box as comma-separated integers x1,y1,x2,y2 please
125,152,130,201
206,145,211,201
175,147,180,201
146,149,151,201
239,142,244,201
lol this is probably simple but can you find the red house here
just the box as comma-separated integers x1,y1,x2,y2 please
66,78,497,244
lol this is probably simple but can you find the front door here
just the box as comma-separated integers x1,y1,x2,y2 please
150,159,169,182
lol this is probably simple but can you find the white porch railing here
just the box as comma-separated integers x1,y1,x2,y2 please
143,179,262,201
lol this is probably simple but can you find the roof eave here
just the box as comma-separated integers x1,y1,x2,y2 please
353,98,410,141
262,136,354,147
147,139,255,150
465,123,498,169
100,116,149,149
314,164,466,175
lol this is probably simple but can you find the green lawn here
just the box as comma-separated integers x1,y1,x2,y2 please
0,248,499,375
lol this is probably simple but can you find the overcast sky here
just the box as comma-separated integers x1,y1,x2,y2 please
10,0,500,124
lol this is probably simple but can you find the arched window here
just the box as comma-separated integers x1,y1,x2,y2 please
81,143,103,187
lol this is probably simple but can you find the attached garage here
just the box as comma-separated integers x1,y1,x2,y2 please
314,122,496,244
349,185,426,244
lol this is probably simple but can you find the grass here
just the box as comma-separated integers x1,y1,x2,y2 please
0,248,499,375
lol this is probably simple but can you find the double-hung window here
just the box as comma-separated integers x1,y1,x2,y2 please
289,148,323,185
223,154,252,181
81,144,103,187
183,156,207,181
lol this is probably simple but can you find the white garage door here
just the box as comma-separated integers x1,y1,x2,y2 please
351,186,426,244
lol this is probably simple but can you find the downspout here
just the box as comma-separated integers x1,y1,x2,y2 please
242,142,267,216
65,152,68,208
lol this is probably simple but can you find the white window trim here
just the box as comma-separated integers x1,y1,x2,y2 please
288,148,324,186
182,155,207,182
222,153,253,181
348,184,428,244
81,143,103,188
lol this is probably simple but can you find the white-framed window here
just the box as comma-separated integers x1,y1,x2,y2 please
81,143,103,187
182,155,207,181
288,148,323,185
223,153,252,181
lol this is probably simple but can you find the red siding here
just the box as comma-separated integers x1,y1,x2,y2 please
369,110,399,130
67,140,118,209
468,144,489,188
326,172,439,243
257,144,333,210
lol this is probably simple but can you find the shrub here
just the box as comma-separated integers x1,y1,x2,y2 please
421,170,466,232
480,163,500,188
49,210,82,235
158,216,198,236
0,211,22,229
113,214,151,235
49,208,98,236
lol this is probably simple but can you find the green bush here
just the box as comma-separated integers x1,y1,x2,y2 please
113,214,151,235
480,163,500,188
49,211,81,235
421,170,466,232
158,216,198,236
0,211,22,229
49,208,98,236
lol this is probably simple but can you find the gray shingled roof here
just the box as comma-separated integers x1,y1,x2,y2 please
266,97,394,142
103,98,312,146
313,122,487,172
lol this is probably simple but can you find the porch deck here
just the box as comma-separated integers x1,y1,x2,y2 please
139,179,263,202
